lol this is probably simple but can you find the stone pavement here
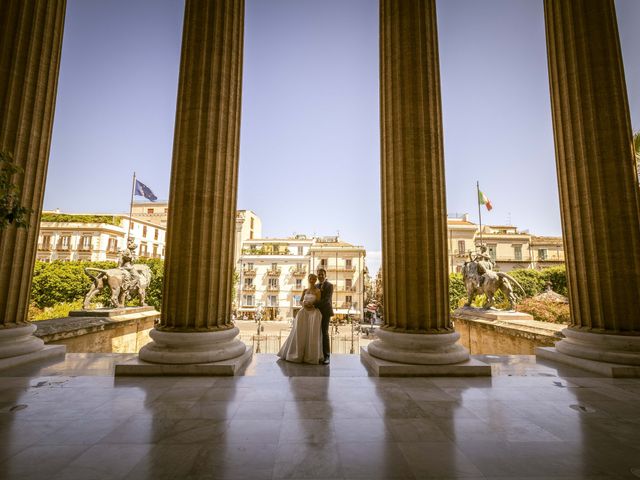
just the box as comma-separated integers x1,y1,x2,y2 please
0,354,639,479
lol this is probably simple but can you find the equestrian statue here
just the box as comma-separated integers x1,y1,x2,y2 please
83,238,152,309
462,245,525,310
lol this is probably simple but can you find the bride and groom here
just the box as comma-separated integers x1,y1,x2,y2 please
277,268,333,365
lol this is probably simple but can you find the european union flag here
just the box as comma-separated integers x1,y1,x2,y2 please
134,179,158,202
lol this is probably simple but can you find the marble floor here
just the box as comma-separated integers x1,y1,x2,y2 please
0,353,639,479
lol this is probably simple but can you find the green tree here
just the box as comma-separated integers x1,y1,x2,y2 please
0,151,31,230
448,273,467,311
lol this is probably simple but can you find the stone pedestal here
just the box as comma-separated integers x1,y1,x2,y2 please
0,0,66,367
125,0,251,374
453,307,534,322
365,0,485,376
538,0,640,375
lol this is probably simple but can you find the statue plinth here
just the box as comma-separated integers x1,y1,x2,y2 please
453,306,534,322
69,306,156,318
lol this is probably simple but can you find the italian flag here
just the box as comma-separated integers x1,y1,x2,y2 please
478,190,493,211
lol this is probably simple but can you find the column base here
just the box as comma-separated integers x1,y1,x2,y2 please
0,324,45,359
555,328,640,365
536,347,640,378
361,346,490,377
366,328,470,364
0,345,66,371
115,347,252,376
135,326,251,368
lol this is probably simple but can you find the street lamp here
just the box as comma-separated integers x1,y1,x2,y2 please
348,304,355,354
255,302,264,353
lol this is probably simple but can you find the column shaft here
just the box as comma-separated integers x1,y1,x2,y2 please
0,0,66,327
544,0,640,334
160,0,244,331
380,0,450,333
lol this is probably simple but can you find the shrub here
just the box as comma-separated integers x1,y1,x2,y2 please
449,273,467,311
517,297,570,324
29,300,85,321
40,213,122,225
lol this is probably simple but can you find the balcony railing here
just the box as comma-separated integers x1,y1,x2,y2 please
267,285,280,292
291,267,307,276
242,285,256,292
78,246,92,252
243,268,256,276
325,266,356,272
266,268,281,276
56,244,71,251
37,244,52,251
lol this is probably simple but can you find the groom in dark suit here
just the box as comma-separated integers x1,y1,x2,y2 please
315,268,333,365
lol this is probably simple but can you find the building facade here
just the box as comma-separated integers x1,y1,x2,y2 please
36,211,166,262
446,214,565,273
238,235,366,321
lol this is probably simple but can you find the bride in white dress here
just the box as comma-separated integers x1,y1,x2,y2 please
277,273,324,364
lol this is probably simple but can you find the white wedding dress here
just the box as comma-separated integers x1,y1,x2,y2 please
277,293,323,364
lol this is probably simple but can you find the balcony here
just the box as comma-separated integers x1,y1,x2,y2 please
37,244,52,251
242,285,256,292
341,286,356,292
266,268,281,276
325,266,356,272
267,285,280,292
56,244,71,251
78,246,92,252
291,267,307,276
243,268,256,276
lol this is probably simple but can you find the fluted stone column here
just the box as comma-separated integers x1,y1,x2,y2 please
366,0,469,366
537,0,640,372
0,1,66,361
138,0,249,366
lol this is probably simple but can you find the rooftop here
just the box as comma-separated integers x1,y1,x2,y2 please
0,353,638,479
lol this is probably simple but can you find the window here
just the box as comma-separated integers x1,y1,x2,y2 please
295,279,302,289
107,236,117,252
345,278,352,288
154,229,158,241
140,242,148,256
538,249,548,261
147,208,154,214
346,295,352,305
320,258,327,267
297,246,303,255
243,295,254,306
59,235,71,250
271,262,278,270
268,278,279,288
153,245,158,257
142,225,147,237
458,240,465,254
247,262,254,270
513,245,522,261
293,295,301,304
345,259,352,268
80,235,91,251
244,278,253,287
268,295,278,307
487,244,497,261
41,235,51,249
456,265,462,273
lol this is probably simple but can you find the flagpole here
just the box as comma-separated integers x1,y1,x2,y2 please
128,171,136,242
477,181,483,247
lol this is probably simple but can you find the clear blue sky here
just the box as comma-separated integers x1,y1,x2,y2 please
45,0,640,276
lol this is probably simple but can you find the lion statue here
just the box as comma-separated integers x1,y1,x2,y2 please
83,264,152,309
462,260,525,310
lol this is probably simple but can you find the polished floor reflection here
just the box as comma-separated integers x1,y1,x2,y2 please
0,354,639,479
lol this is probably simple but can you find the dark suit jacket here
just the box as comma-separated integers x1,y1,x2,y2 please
315,281,334,317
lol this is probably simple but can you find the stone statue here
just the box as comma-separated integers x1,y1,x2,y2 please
462,245,525,310
82,239,152,309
